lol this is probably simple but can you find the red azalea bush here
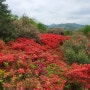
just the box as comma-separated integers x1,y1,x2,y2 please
65,63,90,89
41,33,70,48
0,33,89,90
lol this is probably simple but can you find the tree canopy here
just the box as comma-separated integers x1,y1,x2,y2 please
0,0,15,41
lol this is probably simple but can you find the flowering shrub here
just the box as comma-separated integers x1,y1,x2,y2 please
41,33,70,48
0,33,89,90
18,68,25,74
65,63,90,90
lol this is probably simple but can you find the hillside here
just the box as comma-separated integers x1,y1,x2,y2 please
47,23,84,30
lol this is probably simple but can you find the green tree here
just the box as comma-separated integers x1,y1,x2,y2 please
37,23,47,33
82,25,90,35
64,30,72,36
0,0,15,41
29,18,37,26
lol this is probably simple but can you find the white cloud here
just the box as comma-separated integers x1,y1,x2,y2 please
6,0,90,25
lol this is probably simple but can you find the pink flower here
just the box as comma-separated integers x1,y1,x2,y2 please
34,69,39,76
3,83,11,88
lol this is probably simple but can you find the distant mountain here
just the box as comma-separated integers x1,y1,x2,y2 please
47,23,84,30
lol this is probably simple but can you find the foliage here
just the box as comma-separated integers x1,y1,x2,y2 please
47,28,64,35
64,30,72,36
62,33,90,64
12,15,41,43
29,18,37,26
0,0,16,41
65,63,90,90
82,25,90,35
87,32,90,39
0,35,67,90
86,40,90,58
64,48,76,64
37,23,47,33
0,34,89,90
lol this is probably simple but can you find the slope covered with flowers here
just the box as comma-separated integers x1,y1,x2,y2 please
0,34,90,90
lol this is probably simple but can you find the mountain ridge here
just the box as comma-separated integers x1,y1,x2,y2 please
47,23,84,30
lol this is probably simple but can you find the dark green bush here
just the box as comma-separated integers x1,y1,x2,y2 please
64,30,72,36
76,49,90,64
64,48,76,64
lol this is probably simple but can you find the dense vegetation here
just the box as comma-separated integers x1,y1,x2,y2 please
0,0,90,90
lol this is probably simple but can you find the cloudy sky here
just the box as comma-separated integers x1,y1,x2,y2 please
6,0,90,25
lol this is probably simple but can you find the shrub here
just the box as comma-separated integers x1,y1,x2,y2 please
17,25,41,43
82,25,90,35
62,34,90,64
37,23,47,33
87,32,90,39
47,28,64,35
86,41,90,58
76,49,90,64
12,15,41,43
64,48,76,64
64,30,72,36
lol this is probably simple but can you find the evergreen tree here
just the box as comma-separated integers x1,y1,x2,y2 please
0,0,14,41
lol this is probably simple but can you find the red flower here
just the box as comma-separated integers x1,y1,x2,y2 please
87,43,90,47
85,84,90,89
0,53,3,64
18,68,25,74
41,34,67,48
3,54,15,62
0,58,3,64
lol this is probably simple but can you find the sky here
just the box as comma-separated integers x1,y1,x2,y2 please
6,0,90,25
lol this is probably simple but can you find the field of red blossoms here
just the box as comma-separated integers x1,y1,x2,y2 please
0,33,90,90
